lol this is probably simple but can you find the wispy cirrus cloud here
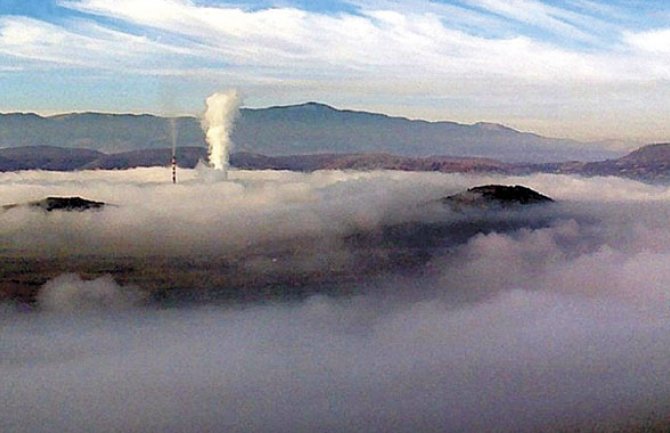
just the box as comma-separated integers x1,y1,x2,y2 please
0,15,197,70
40,0,655,81
460,0,603,42
1,0,669,142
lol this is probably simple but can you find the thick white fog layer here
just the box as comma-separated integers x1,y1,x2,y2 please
0,168,483,257
2,168,670,432
36,274,145,312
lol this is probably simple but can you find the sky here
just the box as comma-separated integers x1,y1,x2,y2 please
0,0,669,143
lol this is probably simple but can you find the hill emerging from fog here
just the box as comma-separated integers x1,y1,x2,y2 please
0,103,621,163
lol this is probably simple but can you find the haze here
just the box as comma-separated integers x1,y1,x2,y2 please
2,168,670,432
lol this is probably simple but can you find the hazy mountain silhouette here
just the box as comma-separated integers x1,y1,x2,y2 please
0,102,621,163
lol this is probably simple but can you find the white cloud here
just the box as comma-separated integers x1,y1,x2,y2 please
624,28,670,53
462,0,601,42
37,273,145,311
45,0,660,82
0,16,196,70
1,0,669,141
3,168,670,432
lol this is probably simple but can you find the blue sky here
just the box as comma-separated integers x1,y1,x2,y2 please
1,0,669,143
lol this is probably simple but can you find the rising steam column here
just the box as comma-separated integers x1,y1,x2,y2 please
202,90,241,180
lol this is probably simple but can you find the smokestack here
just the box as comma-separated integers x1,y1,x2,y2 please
169,117,178,184
171,154,177,184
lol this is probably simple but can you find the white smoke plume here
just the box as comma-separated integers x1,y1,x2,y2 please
202,90,241,178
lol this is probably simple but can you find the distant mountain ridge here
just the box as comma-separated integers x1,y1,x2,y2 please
0,102,621,163
1,142,669,183
0,145,512,173
0,145,103,171
553,142,670,181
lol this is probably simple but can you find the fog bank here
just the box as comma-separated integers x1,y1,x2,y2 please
2,168,670,432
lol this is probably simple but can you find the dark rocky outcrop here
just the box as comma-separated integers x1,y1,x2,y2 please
443,185,554,209
3,196,106,212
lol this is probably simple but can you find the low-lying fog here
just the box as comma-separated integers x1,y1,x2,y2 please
1,168,670,433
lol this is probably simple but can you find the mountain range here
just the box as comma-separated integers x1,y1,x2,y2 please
0,102,622,163
1,142,670,183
